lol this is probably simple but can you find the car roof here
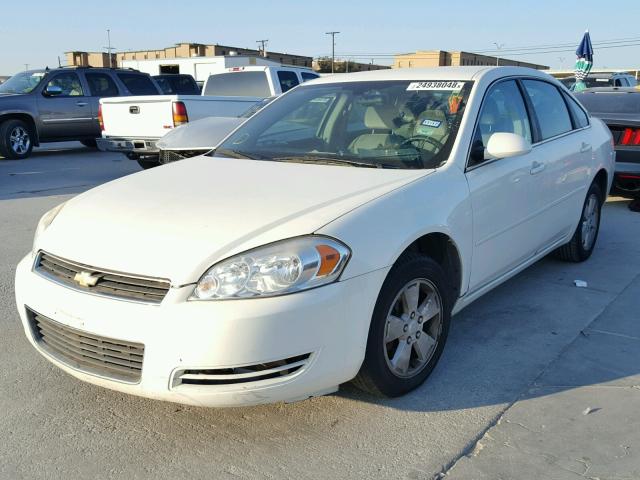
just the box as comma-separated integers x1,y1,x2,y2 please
307,66,554,85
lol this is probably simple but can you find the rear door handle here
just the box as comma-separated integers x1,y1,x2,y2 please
530,160,545,175
580,142,591,153
76,101,88,107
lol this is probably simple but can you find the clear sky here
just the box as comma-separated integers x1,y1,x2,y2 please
1,0,639,74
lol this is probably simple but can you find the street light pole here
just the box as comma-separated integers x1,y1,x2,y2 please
325,31,340,73
493,42,505,66
103,29,115,68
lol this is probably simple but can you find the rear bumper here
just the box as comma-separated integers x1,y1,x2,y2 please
613,148,640,197
97,137,159,155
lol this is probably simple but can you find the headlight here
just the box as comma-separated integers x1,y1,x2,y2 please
32,202,66,255
191,236,351,300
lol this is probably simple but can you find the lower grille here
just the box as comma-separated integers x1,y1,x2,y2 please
173,354,311,387
27,308,144,383
35,251,170,304
158,149,207,164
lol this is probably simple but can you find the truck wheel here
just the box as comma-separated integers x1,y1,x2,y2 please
0,119,33,159
80,139,98,148
352,253,451,397
136,159,158,169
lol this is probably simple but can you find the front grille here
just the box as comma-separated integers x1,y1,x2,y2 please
158,149,207,164
35,251,170,304
173,353,311,387
27,308,144,383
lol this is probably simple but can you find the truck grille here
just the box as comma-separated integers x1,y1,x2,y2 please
172,354,311,387
35,251,170,304
27,308,144,383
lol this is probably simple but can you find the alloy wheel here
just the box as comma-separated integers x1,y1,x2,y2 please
581,193,599,251
383,278,443,378
9,126,30,155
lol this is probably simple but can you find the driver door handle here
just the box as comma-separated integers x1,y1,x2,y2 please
530,160,545,175
76,101,88,107
580,142,591,153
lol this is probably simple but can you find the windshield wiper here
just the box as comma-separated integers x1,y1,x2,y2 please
213,149,264,160
271,155,386,169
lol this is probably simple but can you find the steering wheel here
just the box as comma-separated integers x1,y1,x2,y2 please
400,135,445,152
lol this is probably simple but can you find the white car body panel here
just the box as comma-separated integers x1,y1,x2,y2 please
16,66,615,406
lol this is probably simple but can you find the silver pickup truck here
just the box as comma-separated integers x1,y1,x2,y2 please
0,67,160,159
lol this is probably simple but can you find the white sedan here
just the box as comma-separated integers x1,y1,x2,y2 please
16,67,614,407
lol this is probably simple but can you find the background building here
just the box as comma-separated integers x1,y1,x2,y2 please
313,58,390,73
66,42,312,69
394,50,548,70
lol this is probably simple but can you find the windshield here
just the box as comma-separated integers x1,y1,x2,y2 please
0,71,47,94
214,80,472,169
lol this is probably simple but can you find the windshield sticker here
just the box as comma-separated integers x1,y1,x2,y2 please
421,119,442,128
407,81,465,91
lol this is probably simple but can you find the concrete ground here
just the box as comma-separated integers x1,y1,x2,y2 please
1,143,638,479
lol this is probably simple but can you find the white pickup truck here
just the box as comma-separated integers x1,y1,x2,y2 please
97,66,319,167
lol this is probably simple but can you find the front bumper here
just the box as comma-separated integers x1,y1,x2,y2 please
97,137,159,155
15,254,388,407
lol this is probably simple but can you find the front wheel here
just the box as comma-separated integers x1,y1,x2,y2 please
0,119,33,159
352,253,451,397
555,182,603,262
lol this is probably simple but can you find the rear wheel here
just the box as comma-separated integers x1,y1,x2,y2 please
555,182,602,262
352,253,451,397
0,119,33,159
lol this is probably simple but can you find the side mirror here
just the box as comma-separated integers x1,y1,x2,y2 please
44,85,63,96
486,132,532,159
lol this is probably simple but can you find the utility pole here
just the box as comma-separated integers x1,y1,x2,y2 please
24,64,29,71
256,39,269,57
325,31,340,73
493,42,505,66
103,29,115,68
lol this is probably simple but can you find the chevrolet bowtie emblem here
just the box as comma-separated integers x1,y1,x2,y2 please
74,271,99,288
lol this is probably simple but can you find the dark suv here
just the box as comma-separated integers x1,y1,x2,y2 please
0,67,160,159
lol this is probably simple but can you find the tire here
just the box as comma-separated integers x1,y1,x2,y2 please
555,182,603,262
352,253,452,397
0,119,33,159
136,159,158,170
80,139,97,148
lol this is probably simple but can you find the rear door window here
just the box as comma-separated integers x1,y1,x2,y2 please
522,80,572,140
85,73,119,97
204,72,271,97
116,73,159,95
277,71,300,93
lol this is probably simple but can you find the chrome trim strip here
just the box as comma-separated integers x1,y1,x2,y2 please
33,251,170,305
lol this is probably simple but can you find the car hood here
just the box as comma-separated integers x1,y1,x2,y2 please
40,155,431,285
156,116,245,151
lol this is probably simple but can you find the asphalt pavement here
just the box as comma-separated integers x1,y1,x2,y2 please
1,143,638,479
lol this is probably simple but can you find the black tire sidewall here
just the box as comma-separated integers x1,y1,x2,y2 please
362,255,452,397
1,119,33,160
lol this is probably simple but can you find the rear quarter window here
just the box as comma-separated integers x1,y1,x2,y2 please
563,93,589,129
117,73,159,95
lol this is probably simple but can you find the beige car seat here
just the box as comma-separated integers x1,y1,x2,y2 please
349,105,403,153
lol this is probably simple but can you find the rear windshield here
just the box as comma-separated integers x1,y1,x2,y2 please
203,71,271,97
154,75,199,95
117,73,159,95
575,92,640,114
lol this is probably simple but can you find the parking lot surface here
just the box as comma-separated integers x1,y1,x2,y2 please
1,144,638,479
